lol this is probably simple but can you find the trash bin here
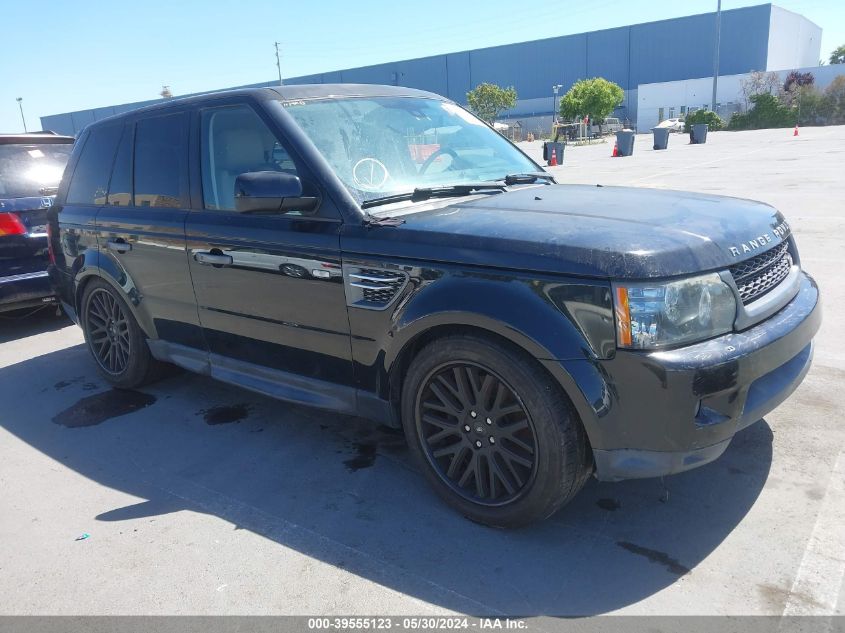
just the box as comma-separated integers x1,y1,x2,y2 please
651,127,670,150
543,141,565,165
691,123,709,144
615,130,635,157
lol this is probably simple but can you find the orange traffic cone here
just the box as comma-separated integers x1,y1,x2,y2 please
549,150,558,166
612,142,619,157
793,125,799,137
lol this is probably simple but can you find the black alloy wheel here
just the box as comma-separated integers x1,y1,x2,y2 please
401,334,591,527
415,361,538,506
85,287,131,375
81,279,167,389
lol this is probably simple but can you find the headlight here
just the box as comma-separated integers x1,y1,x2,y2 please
613,273,737,349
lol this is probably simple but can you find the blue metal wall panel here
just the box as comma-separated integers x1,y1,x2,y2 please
586,27,630,89
445,52,471,102
41,4,783,128
40,113,75,135
395,56,449,96
553,34,588,95
630,4,770,88
717,4,771,75
467,35,587,101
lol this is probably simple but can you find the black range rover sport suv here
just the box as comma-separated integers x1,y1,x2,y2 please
48,85,820,527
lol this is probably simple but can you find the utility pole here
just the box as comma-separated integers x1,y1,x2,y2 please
711,0,722,112
275,41,283,85
552,84,563,124
15,97,27,133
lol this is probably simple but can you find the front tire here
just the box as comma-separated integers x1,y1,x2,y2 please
401,335,591,528
81,279,164,389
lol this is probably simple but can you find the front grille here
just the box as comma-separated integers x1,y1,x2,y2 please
346,267,407,309
729,242,793,304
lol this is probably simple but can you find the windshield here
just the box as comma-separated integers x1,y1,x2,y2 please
0,143,73,199
280,96,538,205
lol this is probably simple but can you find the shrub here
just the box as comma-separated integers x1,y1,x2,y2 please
727,93,795,130
684,109,724,133
825,76,845,124
796,86,833,126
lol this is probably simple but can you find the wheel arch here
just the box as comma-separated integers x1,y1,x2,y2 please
74,253,157,340
386,319,597,455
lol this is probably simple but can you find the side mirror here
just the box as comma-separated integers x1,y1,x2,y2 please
234,171,319,214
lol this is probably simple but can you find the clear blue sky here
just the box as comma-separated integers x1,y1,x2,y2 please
1,0,842,132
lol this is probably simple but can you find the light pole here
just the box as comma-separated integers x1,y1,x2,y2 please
16,97,27,133
711,0,722,112
552,84,563,124
275,41,283,85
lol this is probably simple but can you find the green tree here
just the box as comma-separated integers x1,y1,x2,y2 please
559,77,624,124
830,44,845,65
466,83,517,124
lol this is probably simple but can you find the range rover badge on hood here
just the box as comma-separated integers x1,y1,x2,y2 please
729,220,790,257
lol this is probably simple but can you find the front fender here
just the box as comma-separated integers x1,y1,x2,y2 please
346,261,614,431
390,273,601,367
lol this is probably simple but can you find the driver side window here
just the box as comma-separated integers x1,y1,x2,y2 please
200,104,297,211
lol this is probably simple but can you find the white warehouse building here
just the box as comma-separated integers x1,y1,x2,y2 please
637,63,845,132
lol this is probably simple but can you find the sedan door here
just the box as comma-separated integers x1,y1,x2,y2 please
185,102,355,406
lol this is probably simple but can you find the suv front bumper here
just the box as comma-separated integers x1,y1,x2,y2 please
544,272,821,482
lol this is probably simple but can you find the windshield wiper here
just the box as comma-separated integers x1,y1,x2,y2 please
361,182,507,209
502,172,555,185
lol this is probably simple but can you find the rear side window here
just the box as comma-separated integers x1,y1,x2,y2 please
133,113,187,208
66,125,122,205
106,124,132,206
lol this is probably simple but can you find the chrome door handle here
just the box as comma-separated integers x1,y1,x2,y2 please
106,239,132,253
194,251,233,267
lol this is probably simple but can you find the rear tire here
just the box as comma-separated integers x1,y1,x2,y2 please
401,334,591,528
80,279,165,389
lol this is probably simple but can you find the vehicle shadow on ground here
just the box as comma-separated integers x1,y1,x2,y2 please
0,307,70,344
0,344,774,616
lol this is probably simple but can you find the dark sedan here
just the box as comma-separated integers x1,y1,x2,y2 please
0,132,74,313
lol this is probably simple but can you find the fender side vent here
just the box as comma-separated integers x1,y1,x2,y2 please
344,266,408,310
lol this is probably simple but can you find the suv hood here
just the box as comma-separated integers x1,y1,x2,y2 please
358,185,791,279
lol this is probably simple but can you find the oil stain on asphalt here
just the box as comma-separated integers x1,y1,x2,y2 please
344,443,378,471
52,390,157,428
343,424,406,472
597,498,621,511
199,404,252,425
616,541,691,576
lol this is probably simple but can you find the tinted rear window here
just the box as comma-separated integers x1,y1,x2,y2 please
134,114,186,208
107,125,132,206
0,143,72,199
66,125,122,205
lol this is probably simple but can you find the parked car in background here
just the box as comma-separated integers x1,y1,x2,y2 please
656,117,685,133
602,117,623,134
49,85,819,527
1,132,74,313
